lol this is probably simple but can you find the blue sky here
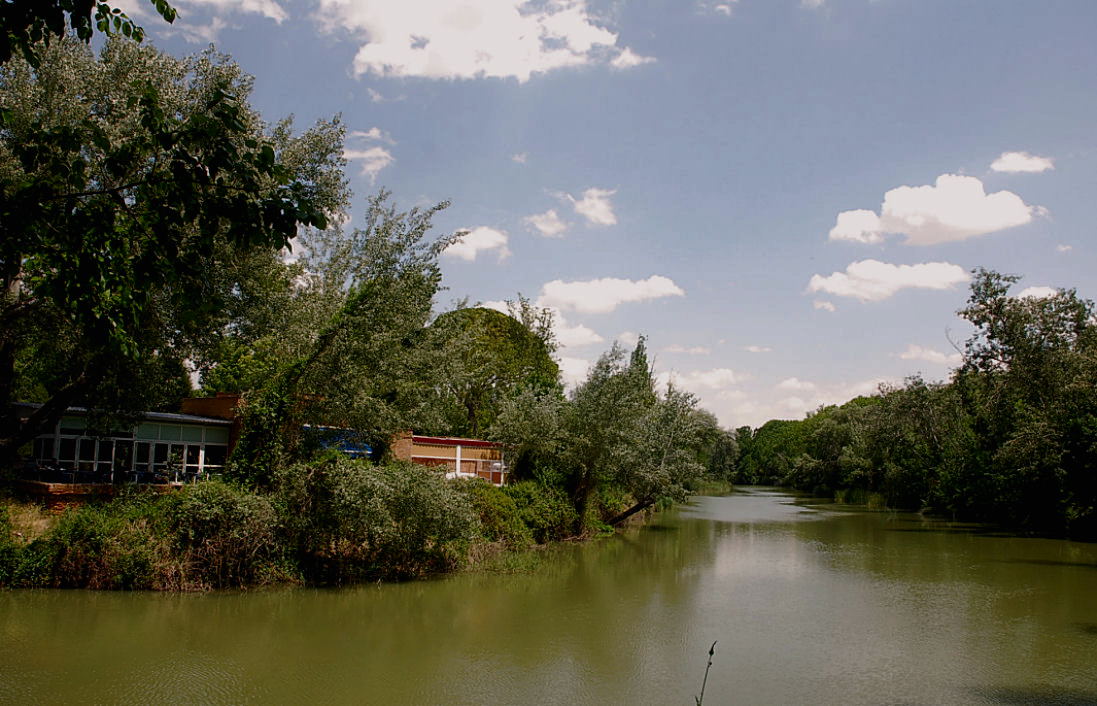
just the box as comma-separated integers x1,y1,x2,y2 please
118,0,1097,428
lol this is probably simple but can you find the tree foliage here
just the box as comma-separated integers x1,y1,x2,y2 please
0,38,344,463
0,0,176,67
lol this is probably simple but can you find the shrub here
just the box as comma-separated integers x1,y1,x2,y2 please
504,481,578,543
276,459,478,582
161,480,281,589
460,480,533,548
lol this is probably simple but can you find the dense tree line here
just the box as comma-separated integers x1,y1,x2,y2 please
736,269,1097,538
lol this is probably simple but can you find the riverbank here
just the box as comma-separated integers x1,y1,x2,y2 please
0,461,659,591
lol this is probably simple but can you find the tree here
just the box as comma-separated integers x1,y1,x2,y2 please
425,305,560,437
1,1,175,66
228,192,460,487
0,38,344,466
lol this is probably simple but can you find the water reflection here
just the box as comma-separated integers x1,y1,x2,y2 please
2,488,1096,705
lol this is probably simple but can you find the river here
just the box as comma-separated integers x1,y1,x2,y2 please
2,487,1096,704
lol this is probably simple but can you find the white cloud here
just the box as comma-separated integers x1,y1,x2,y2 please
898,344,962,366
698,1,737,16
658,368,746,393
524,209,569,238
444,226,511,262
511,152,528,164
1057,244,1073,253
117,0,287,40
616,331,640,348
813,300,837,312
314,0,648,83
665,344,711,355
563,187,617,226
480,299,509,314
484,300,602,348
559,356,592,388
808,260,969,302
1017,286,1057,299
743,345,772,353
829,209,883,244
830,174,1037,246
801,0,825,8
990,151,1054,174
776,377,816,392
350,127,394,144
611,47,655,70
343,146,395,183
538,275,685,313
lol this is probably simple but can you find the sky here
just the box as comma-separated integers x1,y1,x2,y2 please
115,0,1097,429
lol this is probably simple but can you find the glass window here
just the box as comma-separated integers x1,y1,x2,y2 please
135,423,159,440
135,442,150,464
181,426,203,442
154,443,169,464
59,438,76,462
114,441,133,472
97,440,113,462
159,425,181,441
79,439,96,462
203,445,227,468
205,427,230,444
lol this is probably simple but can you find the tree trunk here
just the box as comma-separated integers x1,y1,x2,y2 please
608,497,657,527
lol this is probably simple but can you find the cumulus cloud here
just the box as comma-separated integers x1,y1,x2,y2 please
776,377,816,392
801,0,825,8
349,127,394,144
511,152,528,164
611,47,655,70
343,146,395,183
559,356,592,388
898,344,962,366
538,275,685,313
525,209,569,238
665,344,711,355
813,300,837,312
1057,244,1073,253
444,226,510,262
829,209,883,244
563,187,618,226
744,345,772,353
658,368,746,392
808,260,969,302
1017,286,1058,299
829,174,1037,246
616,331,640,348
990,151,1054,174
313,0,648,82
116,0,287,41
698,1,737,16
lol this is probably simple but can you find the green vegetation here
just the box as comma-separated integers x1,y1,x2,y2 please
736,269,1097,538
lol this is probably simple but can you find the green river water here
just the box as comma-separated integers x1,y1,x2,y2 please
2,487,1096,705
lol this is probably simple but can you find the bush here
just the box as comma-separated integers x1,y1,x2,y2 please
504,481,578,543
0,507,18,586
161,480,281,589
460,480,533,548
276,459,478,582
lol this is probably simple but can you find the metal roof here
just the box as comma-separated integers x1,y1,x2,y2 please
14,403,233,427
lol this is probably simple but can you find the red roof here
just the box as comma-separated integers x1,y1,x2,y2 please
411,435,501,449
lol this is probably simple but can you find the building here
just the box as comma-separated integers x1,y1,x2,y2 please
384,433,507,485
13,395,506,492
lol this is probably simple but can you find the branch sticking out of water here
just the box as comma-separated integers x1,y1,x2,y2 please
695,640,717,706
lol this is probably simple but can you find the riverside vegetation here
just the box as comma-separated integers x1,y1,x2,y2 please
0,36,731,589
